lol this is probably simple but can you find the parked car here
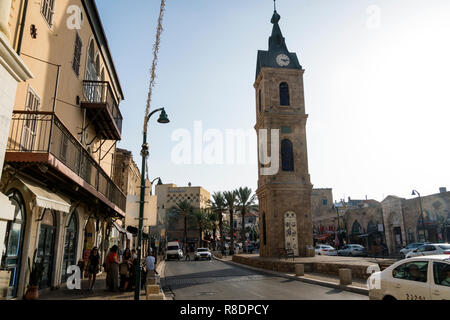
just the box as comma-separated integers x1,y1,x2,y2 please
315,244,337,256
400,242,427,259
337,244,368,257
194,248,212,261
368,255,450,300
405,243,450,259
165,241,183,260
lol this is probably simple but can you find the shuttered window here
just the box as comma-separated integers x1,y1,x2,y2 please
72,33,82,77
41,0,56,27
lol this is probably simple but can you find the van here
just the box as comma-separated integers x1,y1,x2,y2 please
166,241,183,260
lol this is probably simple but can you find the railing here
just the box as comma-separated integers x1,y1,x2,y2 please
82,80,123,134
7,111,126,212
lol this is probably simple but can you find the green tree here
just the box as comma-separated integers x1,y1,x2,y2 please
194,209,212,247
236,187,256,250
223,190,238,255
211,192,226,253
169,200,194,250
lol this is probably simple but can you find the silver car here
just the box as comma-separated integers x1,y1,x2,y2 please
399,242,426,259
337,244,368,257
405,243,450,259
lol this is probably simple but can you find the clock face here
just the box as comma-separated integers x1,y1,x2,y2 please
276,54,290,67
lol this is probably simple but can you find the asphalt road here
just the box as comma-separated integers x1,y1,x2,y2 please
161,258,368,300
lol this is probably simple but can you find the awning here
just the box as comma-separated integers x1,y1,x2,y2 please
19,177,71,213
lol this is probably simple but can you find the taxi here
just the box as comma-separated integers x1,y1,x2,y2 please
368,255,450,300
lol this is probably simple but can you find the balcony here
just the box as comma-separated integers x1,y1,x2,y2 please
6,111,126,216
81,80,123,140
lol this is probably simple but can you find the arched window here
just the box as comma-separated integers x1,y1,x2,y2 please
61,213,78,283
1,190,26,298
258,89,262,113
281,139,294,171
279,82,290,106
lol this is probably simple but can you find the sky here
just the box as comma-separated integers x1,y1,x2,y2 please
96,0,450,202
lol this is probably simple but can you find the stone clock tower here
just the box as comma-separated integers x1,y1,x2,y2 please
255,8,314,257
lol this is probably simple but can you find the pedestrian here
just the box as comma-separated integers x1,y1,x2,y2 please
106,245,120,292
145,250,158,286
131,249,137,260
86,247,101,291
185,246,190,261
119,248,132,291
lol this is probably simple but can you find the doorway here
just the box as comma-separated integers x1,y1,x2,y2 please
37,210,56,289
61,213,78,283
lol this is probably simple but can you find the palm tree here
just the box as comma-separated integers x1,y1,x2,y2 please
236,187,256,251
194,209,211,247
211,192,226,253
223,190,238,255
170,200,194,251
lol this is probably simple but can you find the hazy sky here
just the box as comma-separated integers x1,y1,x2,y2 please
96,0,450,202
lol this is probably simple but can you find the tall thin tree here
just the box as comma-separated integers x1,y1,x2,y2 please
211,192,226,253
224,190,238,255
236,187,256,251
170,200,194,251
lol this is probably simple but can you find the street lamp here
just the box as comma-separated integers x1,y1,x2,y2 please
134,108,169,301
412,190,427,242
149,177,163,195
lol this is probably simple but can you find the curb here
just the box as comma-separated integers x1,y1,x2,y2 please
213,255,369,296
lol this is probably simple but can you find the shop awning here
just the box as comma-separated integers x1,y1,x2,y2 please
19,177,71,213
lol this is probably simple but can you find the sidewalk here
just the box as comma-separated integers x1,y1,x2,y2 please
39,260,166,300
213,254,369,295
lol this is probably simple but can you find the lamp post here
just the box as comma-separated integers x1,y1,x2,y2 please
412,190,427,242
149,177,163,195
134,108,169,301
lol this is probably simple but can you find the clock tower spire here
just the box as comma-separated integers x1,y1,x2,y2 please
254,4,314,258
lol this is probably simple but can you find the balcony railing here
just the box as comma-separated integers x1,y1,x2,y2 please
6,111,126,212
82,80,123,139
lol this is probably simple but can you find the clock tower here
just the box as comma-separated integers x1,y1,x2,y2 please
255,7,314,257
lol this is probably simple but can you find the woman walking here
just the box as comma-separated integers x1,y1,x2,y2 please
106,245,120,292
86,247,100,291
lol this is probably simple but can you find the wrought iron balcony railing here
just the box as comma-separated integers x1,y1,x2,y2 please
82,80,123,140
6,111,126,212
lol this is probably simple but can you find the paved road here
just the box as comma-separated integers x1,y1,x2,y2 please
162,258,367,300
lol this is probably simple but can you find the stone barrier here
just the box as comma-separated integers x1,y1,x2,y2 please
339,269,352,285
295,264,304,276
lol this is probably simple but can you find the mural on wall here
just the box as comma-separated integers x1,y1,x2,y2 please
284,212,298,256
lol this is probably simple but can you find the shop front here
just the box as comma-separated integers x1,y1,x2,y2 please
61,213,78,283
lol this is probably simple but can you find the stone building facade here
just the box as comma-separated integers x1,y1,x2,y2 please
0,0,126,299
155,183,210,249
255,9,314,258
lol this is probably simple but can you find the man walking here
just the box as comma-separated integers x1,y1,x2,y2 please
185,246,190,261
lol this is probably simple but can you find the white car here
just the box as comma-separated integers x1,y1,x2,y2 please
405,243,450,259
194,248,212,261
368,255,450,300
315,244,337,256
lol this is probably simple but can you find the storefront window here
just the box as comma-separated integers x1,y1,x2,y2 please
61,214,78,283
1,190,26,299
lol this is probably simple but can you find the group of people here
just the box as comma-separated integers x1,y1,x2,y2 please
83,245,158,293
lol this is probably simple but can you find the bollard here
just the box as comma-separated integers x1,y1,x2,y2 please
339,268,352,285
295,264,305,276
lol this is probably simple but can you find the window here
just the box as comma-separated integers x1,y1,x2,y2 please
21,88,40,151
41,0,55,27
322,199,328,206
279,82,290,106
392,261,428,283
72,33,82,77
258,90,262,113
281,139,294,171
433,262,450,287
